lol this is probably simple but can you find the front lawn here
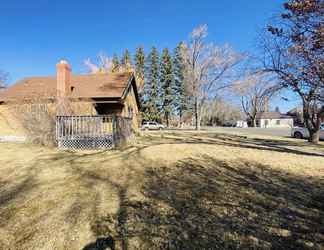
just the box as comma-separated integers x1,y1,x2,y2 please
0,131,323,249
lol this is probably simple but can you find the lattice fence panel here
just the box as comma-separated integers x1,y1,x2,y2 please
58,135,114,150
56,115,133,150
56,115,114,150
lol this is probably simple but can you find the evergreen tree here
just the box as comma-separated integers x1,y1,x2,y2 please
134,46,145,97
160,48,174,127
111,54,120,73
173,42,188,125
121,49,132,71
143,46,160,121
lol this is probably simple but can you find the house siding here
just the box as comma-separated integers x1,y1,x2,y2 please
259,118,293,128
0,105,25,136
121,85,139,131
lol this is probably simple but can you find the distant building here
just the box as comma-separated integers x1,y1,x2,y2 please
236,120,248,128
255,112,294,128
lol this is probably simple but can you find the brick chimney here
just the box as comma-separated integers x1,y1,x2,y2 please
56,60,71,97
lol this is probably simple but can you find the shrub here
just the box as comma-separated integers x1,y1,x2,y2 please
10,97,97,147
11,101,56,146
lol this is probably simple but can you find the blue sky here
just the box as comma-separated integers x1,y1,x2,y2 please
0,0,299,111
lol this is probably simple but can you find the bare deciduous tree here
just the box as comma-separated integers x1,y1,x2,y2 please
84,52,113,74
201,98,243,126
234,71,278,127
182,25,245,130
262,0,324,143
11,98,56,146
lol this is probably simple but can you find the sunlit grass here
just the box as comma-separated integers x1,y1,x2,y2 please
0,131,323,249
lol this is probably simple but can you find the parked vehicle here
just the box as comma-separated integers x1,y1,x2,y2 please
291,123,324,140
141,121,165,131
223,121,236,127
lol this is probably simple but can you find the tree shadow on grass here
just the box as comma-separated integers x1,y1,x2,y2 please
7,132,321,249
91,155,324,249
138,132,324,158
82,236,115,250
0,176,35,207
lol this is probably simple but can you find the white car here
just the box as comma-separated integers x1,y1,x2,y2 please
141,121,165,131
291,123,324,140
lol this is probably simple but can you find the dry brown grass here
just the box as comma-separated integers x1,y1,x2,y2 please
0,131,323,249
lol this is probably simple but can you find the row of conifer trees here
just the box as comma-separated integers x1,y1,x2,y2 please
112,43,190,126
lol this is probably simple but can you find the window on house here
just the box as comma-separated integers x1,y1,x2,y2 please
276,120,281,125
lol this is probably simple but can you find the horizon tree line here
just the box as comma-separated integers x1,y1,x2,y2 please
84,25,246,129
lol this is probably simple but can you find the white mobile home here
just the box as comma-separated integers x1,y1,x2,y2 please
255,112,293,128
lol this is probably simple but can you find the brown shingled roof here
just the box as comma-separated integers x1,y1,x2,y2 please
256,112,293,119
0,72,134,102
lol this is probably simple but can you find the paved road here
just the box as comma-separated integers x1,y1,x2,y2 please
145,126,292,138
202,126,292,138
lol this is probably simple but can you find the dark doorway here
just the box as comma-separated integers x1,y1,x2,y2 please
95,103,123,115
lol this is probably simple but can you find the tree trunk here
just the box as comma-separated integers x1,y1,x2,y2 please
302,101,320,144
194,98,200,130
166,113,169,128
306,117,321,144
249,116,256,127
309,129,320,144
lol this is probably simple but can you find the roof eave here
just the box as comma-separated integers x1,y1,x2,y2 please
120,73,141,109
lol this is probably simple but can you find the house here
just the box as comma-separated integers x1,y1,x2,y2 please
255,111,294,128
0,60,141,132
